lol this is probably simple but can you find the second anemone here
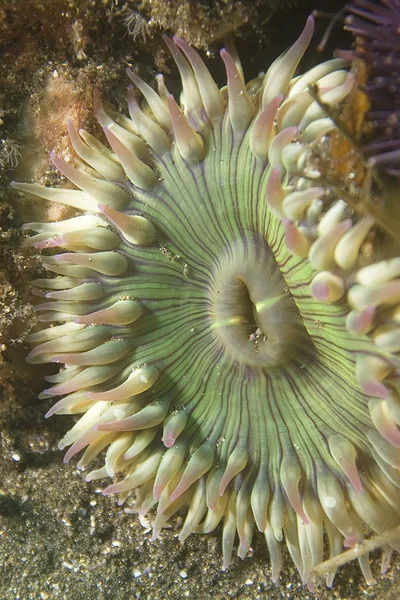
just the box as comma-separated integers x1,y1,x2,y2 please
13,9,400,590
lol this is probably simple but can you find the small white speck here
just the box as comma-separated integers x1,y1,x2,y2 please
138,513,152,533
303,168,321,180
61,518,71,527
245,579,253,586
133,570,142,578
11,453,21,462
111,540,121,547
140,375,149,384
179,570,188,579
113,408,126,419
323,495,337,509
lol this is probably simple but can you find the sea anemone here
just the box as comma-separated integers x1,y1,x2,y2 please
12,8,400,590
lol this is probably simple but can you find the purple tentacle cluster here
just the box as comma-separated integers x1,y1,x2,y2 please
343,0,400,175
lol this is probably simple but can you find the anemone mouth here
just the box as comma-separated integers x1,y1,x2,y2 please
12,8,400,591
209,236,312,368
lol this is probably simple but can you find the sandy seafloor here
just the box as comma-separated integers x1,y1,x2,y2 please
0,0,399,598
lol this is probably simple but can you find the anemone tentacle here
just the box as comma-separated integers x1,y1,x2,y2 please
13,8,400,590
